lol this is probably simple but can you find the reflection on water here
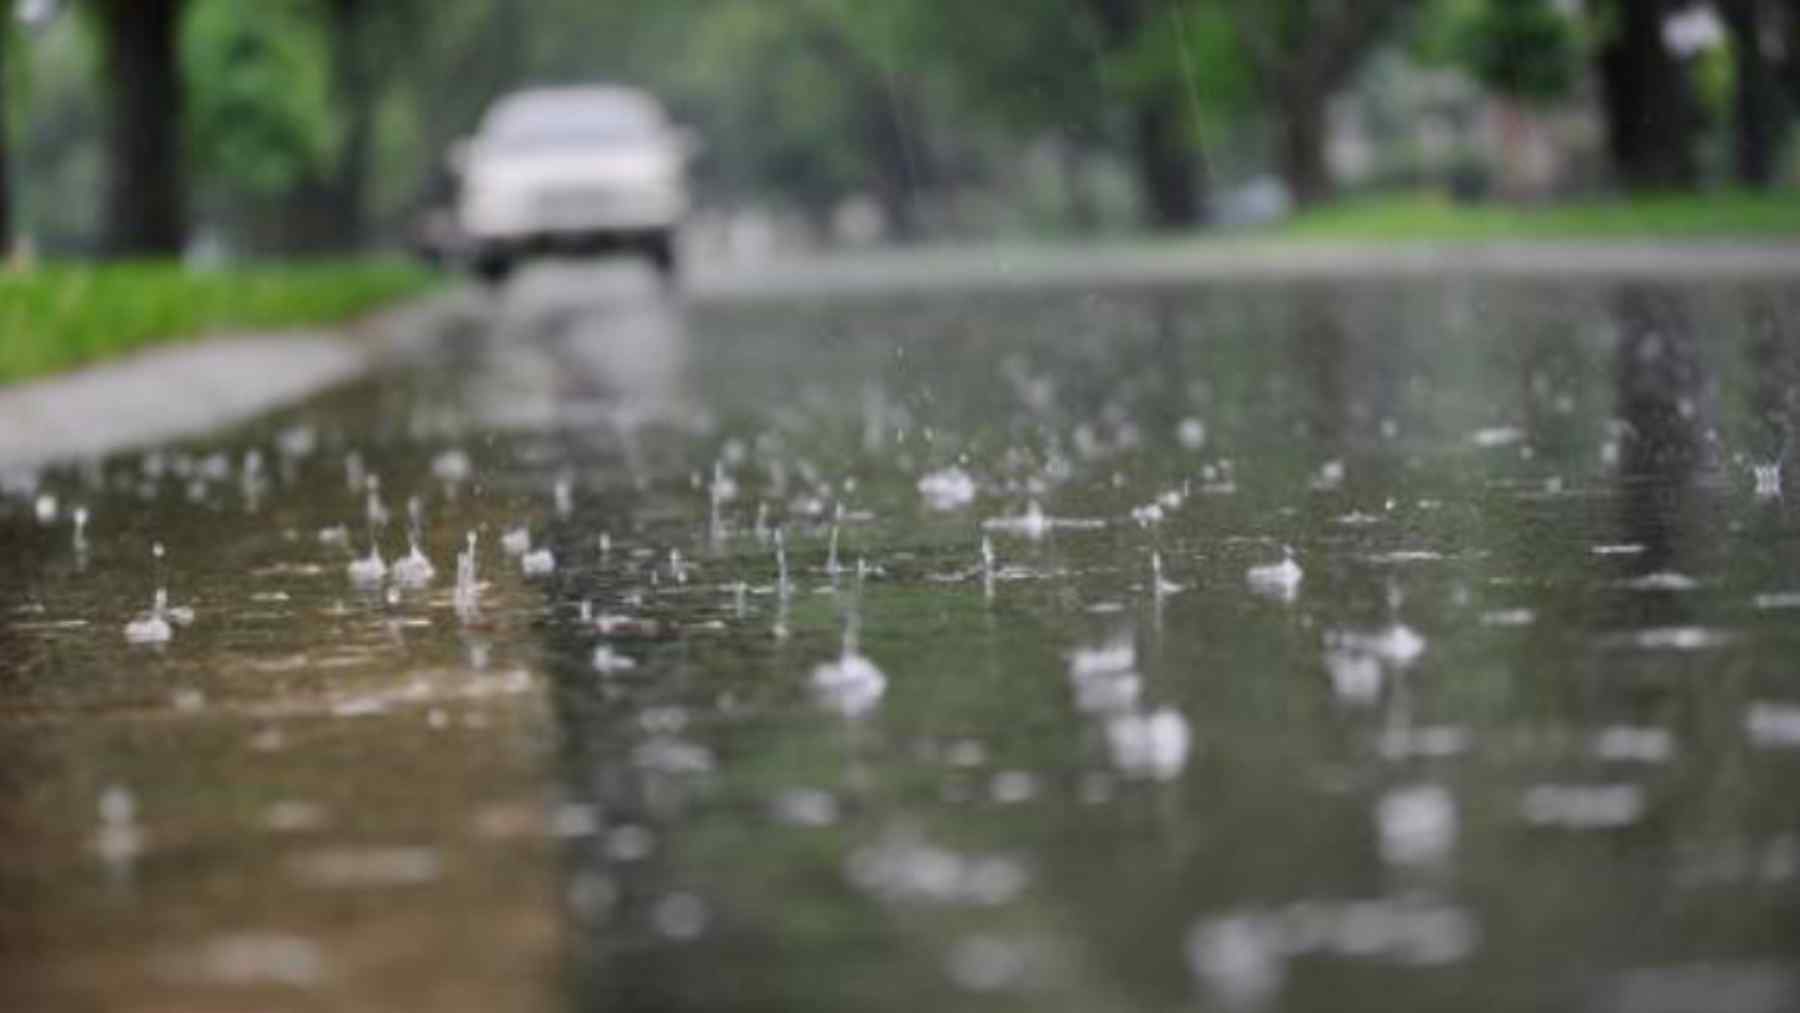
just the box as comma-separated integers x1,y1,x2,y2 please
4,266,1800,1011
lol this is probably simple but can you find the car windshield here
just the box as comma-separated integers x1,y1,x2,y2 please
484,97,662,150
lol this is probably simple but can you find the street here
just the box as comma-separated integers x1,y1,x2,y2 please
5,258,1800,1011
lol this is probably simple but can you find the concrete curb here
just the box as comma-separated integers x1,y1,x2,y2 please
0,288,472,473
690,240,1800,303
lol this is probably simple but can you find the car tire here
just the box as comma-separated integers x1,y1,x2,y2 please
473,252,514,286
646,232,678,284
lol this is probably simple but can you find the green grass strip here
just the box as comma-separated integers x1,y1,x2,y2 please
1282,190,1800,241
0,259,440,384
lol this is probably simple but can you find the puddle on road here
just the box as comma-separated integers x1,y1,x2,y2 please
5,268,1800,1011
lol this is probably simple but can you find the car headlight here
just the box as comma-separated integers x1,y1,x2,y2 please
460,182,525,227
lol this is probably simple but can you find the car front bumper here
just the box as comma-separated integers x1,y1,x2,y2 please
459,182,686,243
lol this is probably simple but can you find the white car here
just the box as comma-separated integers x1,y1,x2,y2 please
452,86,695,283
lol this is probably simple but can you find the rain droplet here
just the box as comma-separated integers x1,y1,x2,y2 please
346,543,386,587
1376,784,1457,867
652,892,709,940
1106,708,1191,781
918,466,976,511
521,547,555,577
1246,547,1303,601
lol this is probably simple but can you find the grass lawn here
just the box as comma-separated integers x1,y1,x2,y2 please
0,260,440,384
1282,190,1800,240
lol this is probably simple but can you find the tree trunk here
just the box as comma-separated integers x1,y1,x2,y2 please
326,0,373,248
1596,0,1698,191
98,0,187,257
0,26,13,261
1059,137,1101,234
1496,97,1531,199
870,171,919,243
1718,0,1786,188
1087,0,1207,229
869,80,927,243
1132,93,1203,229
1784,0,1800,107
1280,87,1334,208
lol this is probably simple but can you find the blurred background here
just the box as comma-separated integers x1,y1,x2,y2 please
1,0,1797,266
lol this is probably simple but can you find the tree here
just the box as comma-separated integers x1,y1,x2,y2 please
1228,0,1417,207
1088,0,1209,228
909,0,1108,230
314,0,427,248
1786,1,1800,106
658,1,952,239
91,0,187,256
795,7,942,240
1,13,14,259
1592,0,1699,191
184,0,335,249
1454,0,1580,103
183,0,428,252
1431,0,1581,198
322,0,372,246
924,0,1249,232
1716,0,1788,188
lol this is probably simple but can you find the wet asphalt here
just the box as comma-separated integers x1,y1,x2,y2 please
4,256,1800,1011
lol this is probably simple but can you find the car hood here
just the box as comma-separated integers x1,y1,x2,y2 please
467,148,681,189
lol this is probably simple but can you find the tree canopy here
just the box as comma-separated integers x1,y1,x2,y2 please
2,0,1794,256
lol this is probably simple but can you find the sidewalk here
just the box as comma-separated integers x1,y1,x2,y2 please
0,292,469,472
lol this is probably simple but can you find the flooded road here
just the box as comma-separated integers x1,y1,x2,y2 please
5,262,1800,1011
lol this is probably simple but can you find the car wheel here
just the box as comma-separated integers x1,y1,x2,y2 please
646,232,678,284
473,252,514,286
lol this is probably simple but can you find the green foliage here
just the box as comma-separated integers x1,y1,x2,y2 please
666,2,871,212
920,0,1107,132
1282,189,1800,239
3,8,25,107
0,259,437,381
16,0,1784,252
1692,36,1735,125
12,10,103,249
183,0,334,197
1455,0,1580,103
928,0,1252,139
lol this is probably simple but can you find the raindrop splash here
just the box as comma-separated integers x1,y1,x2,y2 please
775,529,791,598
521,546,556,578
1246,546,1303,601
454,532,481,618
554,474,574,517
1151,551,1182,597
391,537,435,589
1754,461,1782,498
811,616,886,718
347,542,386,587
125,543,180,644
1105,707,1191,781
918,466,977,511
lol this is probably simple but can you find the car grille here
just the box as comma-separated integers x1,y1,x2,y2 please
537,187,626,222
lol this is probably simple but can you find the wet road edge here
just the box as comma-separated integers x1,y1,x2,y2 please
0,288,476,473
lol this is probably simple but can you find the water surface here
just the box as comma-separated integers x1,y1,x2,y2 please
4,266,1800,1011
